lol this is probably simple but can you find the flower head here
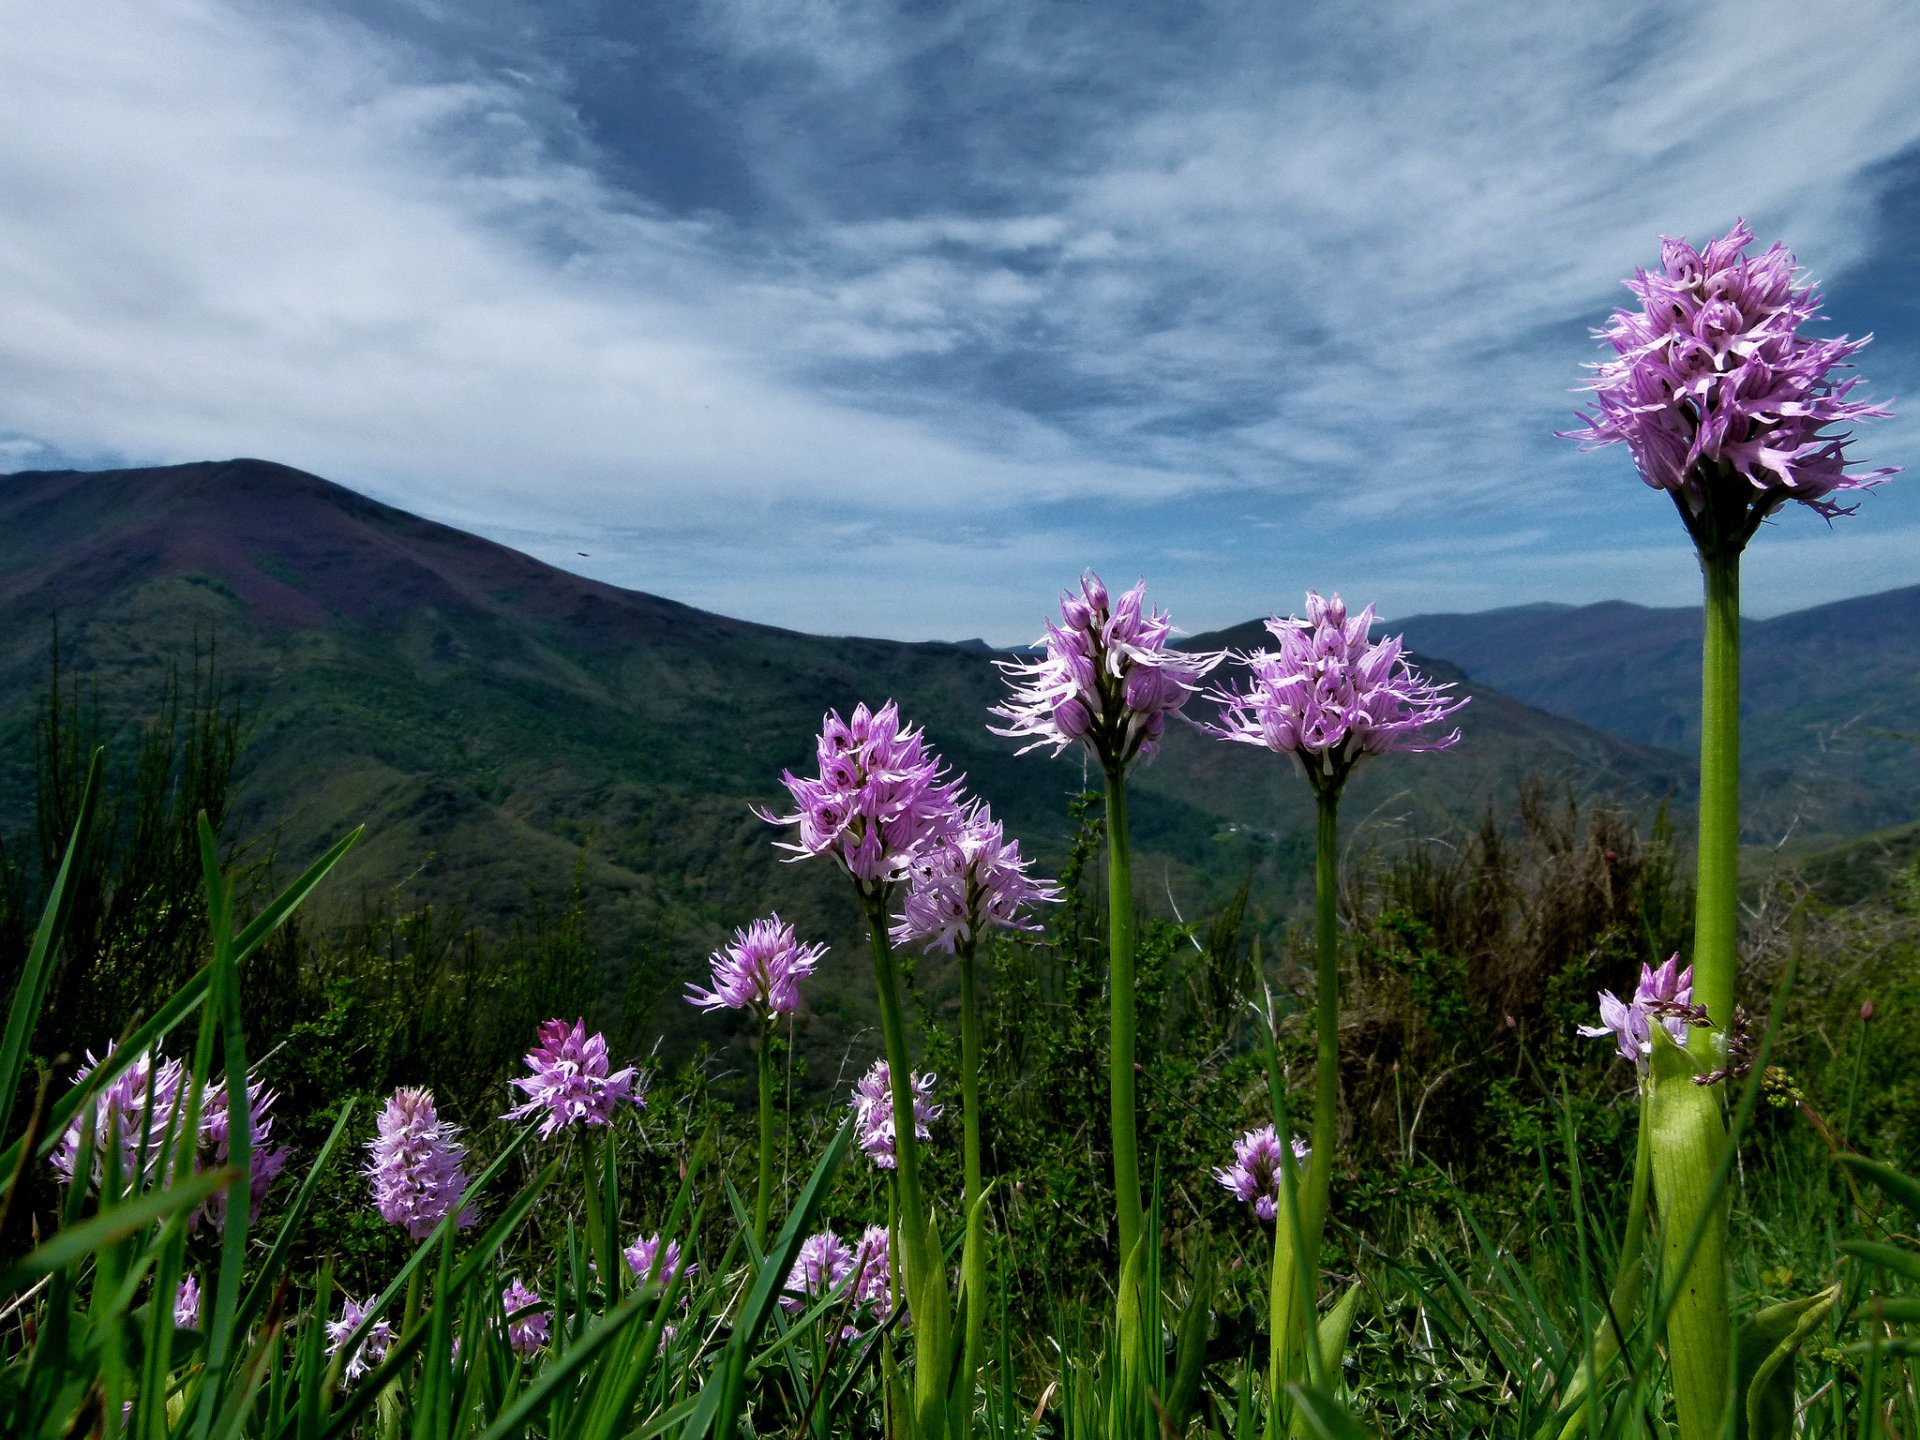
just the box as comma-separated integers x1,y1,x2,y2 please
991,573,1219,768
757,702,963,890
1205,591,1465,793
686,914,824,1019
367,1087,477,1239
499,1278,549,1355
1213,1125,1311,1221
780,1229,857,1314
849,1059,941,1170
1577,955,1702,1068
623,1232,693,1288
200,1075,289,1230
174,1273,202,1331
1563,220,1896,550
502,1019,643,1138
892,800,1063,953
51,1045,187,1188
327,1295,397,1384
849,1223,894,1325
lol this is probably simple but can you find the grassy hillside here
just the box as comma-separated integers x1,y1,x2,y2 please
1,460,1693,1049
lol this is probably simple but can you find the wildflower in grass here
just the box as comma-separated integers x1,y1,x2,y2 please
757,700,963,886
780,1229,857,1315
893,800,1062,953
327,1295,397,1384
499,1278,549,1355
200,1076,289,1229
1577,955,1701,1068
1214,1125,1312,1222
622,1232,692,1288
366,1087,477,1239
990,571,1220,767
502,1019,642,1138
1204,590,1465,792
174,1273,202,1330
850,1223,894,1324
1563,219,1896,542
850,1059,940,1170
51,1045,186,1188
687,914,824,1018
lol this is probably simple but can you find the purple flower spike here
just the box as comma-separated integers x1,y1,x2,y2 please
201,1075,290,1230
757,701,964,892
687,914,825,1019
623,1232,693,1287
1577,954,1700,1069
849,1223,894,1326
1563,220,1897,550
850,1059,941,1170
499,1278,549,1355
992,572,1220,769
1213,1125,1311,1221
174,1274,202,1331
1205,591,1466,795
502,1019,644,1138
367,1087,477,1239
327,1295,397,1384
892,800,1063,953
780,1229,857,1315
51,1045,187,1189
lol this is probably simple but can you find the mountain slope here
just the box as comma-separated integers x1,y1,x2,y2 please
1,460,1692,1051
1385,586,1920,838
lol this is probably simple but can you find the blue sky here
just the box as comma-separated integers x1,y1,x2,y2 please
3,1,1917,643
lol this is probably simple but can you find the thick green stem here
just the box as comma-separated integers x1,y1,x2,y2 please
754,1018,775,1250
1102,763,1143,1271
1692,547,1741,1046
958,941,987,1432
865,903,952,1440
1272,788,1343,1404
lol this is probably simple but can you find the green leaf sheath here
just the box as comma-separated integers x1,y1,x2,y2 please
1691,548,1740,1050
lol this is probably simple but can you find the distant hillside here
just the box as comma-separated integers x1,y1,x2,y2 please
1385,587,1920,840
0,460,1691,1059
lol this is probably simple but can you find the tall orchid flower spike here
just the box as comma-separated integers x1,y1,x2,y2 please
759,701,963,1440
1577,956,1701,1068
1214,1126,1312,1222
687,913,825,1244
502,1019,643,1138
1204,588,1464,1423
849,1058,941,1170
367,1087,477,1239
1565,223,1895,1440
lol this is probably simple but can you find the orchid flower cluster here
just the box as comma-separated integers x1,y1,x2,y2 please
849,1059,942,1170
781,1224,893,1340
50,1044,288,1228
892,799,1062,953
990,572,1219,769
759,700,964,890
1213,1126,1312,1222
686,914,823,1019
366,1086,477,1240
499,1278,550,1356
1564,219,1896,548
1576,955,1704,1070
501,1018,644,1138
1205,590,1466,793
326,1295,397,1384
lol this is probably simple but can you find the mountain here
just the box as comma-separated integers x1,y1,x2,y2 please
1385,586,1920,839
0,460,1691,1052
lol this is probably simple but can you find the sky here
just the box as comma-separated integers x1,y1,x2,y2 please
3,1,1918,644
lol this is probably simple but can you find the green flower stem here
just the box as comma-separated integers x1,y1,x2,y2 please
1692,546,1741,1047
957,937,987,1430
1271,787,1344,1400
1101,762,1143,1273
864,900,953,1440
754,1016,775,1250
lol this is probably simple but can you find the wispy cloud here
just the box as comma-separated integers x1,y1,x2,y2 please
1,0,1916,640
